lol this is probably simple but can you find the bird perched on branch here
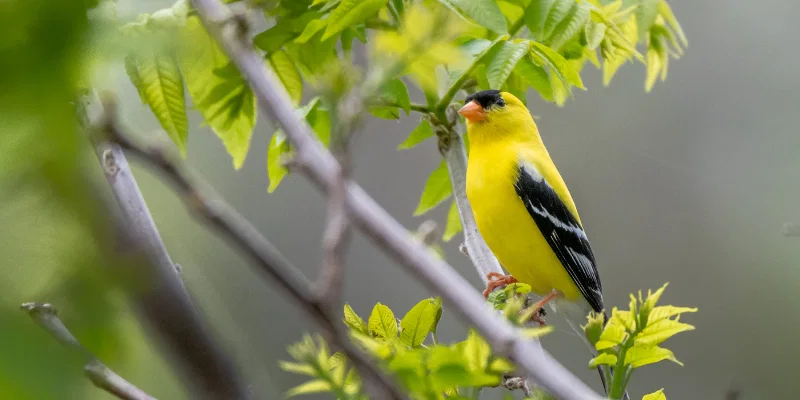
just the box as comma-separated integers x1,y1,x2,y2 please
460,90,617,395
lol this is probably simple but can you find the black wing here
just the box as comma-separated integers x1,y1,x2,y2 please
514,162,604,312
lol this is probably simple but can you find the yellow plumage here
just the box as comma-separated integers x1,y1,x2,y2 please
463,91,587,305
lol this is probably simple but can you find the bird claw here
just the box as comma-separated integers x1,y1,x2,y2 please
483,272,518,298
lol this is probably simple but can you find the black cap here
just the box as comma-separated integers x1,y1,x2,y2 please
465,90,505,109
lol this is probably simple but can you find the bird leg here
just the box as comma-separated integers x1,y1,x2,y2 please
526,291,558,326
483,272,518,298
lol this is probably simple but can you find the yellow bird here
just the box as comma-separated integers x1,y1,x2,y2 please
460,89,614,392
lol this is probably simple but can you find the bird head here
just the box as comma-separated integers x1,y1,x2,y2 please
458,90,536,141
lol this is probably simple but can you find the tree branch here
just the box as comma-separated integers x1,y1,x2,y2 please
86,96,250,399
189,2,605,399
21,303,157,400
97,110,407,400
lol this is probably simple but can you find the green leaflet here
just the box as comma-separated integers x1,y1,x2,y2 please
588,353,617,368
542,0,572,41
399,298,442,347
267,131,290,193
585,19,607,50
125,53,189,156
437,0,508,34
294,19,327,44
286,379,331,397
530,40,584,89
515,54,554,102
343,304,368,334
547,0,589,50
624,344,681,368
442,200,462,242
180,18,256,169
377,79,411,115
266,50,303,105
254,11,320,53
398,119,435,150
635,0,661,41
323,0,388,40
487,40,530,89
643,389,667,400
414,160,453,216
368,303,398,339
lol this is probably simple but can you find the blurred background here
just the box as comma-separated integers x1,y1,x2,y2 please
2,0,798,399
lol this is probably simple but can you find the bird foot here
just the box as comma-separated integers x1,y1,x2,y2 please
483,272,518,298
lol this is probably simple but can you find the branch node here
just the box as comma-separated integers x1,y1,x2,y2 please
20,302,56,315
102,149,121,178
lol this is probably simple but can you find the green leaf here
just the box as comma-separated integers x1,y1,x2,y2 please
430,297,444,338
180,18,256,169
635,0,661,41
400,298,442,347
279,361,316,376
525,0,562,39
585,19,607,50
286,379,331,397
643,389,667,400
582,312,605,347
254,12,319,53
443,200,462,241
323,0,389,40
588,353,617,368
428,346,471,388
267,50,302,105
343,304,369,334
547,0,589,50
398,119,435,150
414,160,453,215
295,19,327,44
659,1,687,47
520,325,554,338
461,329,490,371
595,312,627,351
437,0,508,34
636,318,694,346
515,55,553,102
378,79,411,114
639,283,668,324
487,40,530,89
646,305,698,325
126,54,189,156
625,344,682,368
368,303,398,339
530,41,584,89
368,106,400,120
267,131,291,192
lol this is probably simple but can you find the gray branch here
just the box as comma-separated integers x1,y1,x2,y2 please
99,114,406,400
21,303,157,400
88,98,250,399
189,2,605,399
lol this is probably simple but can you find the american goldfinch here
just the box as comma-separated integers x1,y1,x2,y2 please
460,90,614,393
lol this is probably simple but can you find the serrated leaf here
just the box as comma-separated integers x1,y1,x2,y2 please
378,79,411,114
639,283,668,324
343,304,368,334
515,55,553,102
443,200,462,241
530,41,584,89
541,0,572,40
267,131,290,192
180,18,255,169
643,389,667,400
647,305,698,324
437,0,508,34
398,119,435,150
588,353,617,368
400,298,442,347
547,0,589,50
295,19,327,44
368,303,398,339
585,19,607,50
127,54,189,156
267,50,302,105
625,344,682,368
286,379,331,397
487,40,530,89
323,0,388,40
279,361,316,376
414,160,453,215
636,318,694,346
595,312,627,351
524,0,556,39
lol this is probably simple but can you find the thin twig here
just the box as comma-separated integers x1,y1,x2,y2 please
189,2,605,399
21,303,157,400
86,96,250,399
99,115,406,400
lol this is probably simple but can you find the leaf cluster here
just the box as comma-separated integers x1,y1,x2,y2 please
582,283,697,400
283,299,552,399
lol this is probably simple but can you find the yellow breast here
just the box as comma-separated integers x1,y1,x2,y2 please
466,139,582,301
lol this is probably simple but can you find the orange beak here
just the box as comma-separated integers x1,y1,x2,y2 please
458,101,487,122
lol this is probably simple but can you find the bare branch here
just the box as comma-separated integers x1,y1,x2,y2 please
87,97,250,399
99,114,406,400
21,303,157,400
189,2,605,399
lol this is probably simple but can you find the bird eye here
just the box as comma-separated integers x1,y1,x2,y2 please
496,98,505,107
